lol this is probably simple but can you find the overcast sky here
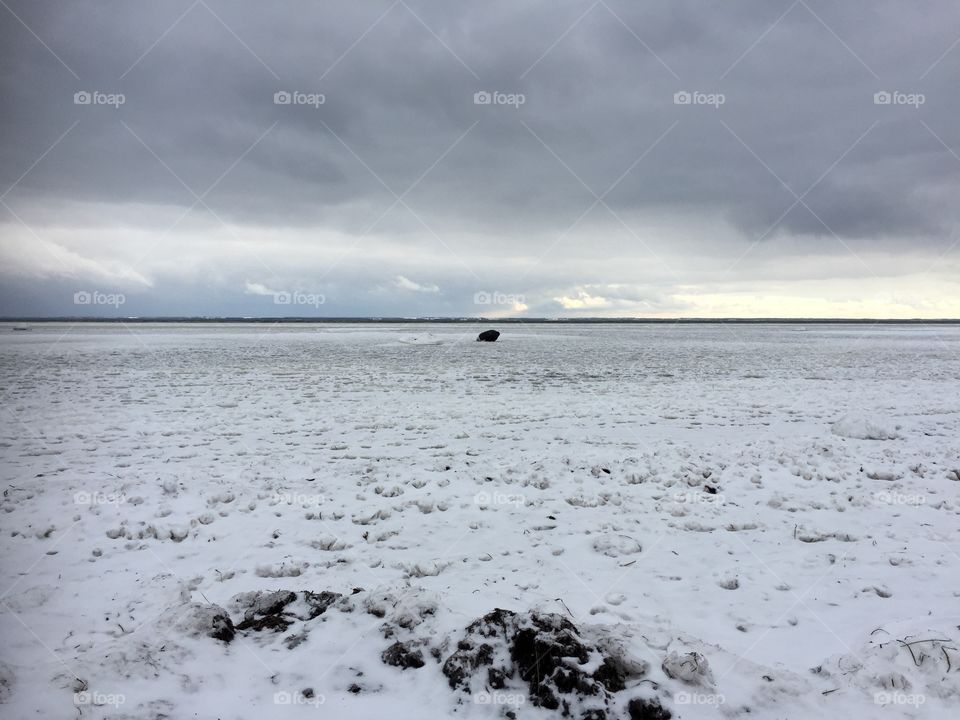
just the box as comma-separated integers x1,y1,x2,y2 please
1,0,959,318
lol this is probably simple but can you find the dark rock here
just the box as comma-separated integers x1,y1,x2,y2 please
235,613,294,633
304,590,342,618
233,590,297,626
443,640,498,689
231,589,348,636
443,608,643,717
252,590,297,615
381,641,425,669
470,608,516,636
477,329,500,342
593,658,627,693
233,590,296,632
209,610,236,643
627,697,672,720
284,630,309,649
510,612,612,711
442,609,514,689
487,666,508,689
175,603,236,642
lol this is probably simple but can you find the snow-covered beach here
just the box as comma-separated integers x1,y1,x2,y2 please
1,322,958,719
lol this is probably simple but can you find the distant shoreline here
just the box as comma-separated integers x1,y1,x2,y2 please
3,317,959,325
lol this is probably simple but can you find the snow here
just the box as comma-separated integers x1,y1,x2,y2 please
1,322,959,719
831,415,900,440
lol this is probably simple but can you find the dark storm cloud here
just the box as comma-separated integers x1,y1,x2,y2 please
1,0,959,316
2,0,958,230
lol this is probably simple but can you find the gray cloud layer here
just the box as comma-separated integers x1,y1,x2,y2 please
1,0,959,316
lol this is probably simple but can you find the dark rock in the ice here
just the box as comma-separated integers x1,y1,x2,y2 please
477,329,500,342
592,658,628,693
627,697,672,720
284,630,309,649
443,608,645,717
443,640,499,689
236,613,294,633
234,590,298,632
304,590,342,618
381,641,425,669
511,612,613,712
442,609,514,689
208,609,236,642
704,485,718,495
232,589,346,635
251,590,297,616
178,603,235,642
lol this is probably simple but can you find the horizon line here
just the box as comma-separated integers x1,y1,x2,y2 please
3,317,960,325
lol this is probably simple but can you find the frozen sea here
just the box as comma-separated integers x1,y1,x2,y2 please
1,322,958,719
